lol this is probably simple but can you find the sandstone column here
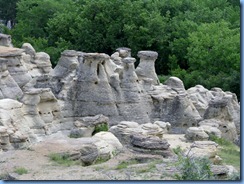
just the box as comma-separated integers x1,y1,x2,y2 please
136,51,160,85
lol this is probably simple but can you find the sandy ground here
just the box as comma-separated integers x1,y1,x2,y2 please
0,134,190,180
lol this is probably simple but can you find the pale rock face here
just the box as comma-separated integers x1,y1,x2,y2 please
199,118,237,142
69,114,109,138
0,58,23,99
149,80,202,133
187,85,214,116
109,121,171,144
200,125,222,138
116,47,131,58
186,141,218,159
0,34,13,47
93,131,123,159
129,134,173,157
0,46,32,89
187,85,240,137
185,127,209,141
135,51,159,85
0,37,240,152
0,99,37,150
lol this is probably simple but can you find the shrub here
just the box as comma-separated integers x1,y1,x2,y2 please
48,153,79,166
14,167,28,175
116,159,139,170
92,123,109,135
174,149,213,180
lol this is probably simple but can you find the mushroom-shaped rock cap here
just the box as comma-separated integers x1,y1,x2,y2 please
21,43,36,56
164,77,185,89
61,50,78,57
122,57,136,64
116,47,131,52
84,53,110,60
35,52,50,60
116,47,131,58
137,51,158,59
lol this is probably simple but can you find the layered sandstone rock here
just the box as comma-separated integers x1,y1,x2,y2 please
0,35,240,152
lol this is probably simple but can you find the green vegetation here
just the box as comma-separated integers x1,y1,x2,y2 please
174,150,213,180
136,160,162,173
0,0,240,99
172,146,183,155
14,167,28,175
92,123,109,135
48,153,79,166
158,75,170,84
94,156,110,165
69,133,81,139
209,135,240,170
116,159,139,170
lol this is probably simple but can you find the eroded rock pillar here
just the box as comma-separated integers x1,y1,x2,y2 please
136,51,159,85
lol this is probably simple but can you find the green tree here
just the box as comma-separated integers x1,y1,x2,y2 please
172,21,240,98
11,0,73,46
0,0,19,25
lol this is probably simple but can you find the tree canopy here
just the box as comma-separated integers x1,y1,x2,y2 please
1,0,240,99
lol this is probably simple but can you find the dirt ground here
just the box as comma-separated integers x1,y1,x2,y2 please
0,134,190,180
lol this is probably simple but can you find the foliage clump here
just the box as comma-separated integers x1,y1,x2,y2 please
174,148,214,180
48,153,79,166
92,123,109,135
14,167,28,175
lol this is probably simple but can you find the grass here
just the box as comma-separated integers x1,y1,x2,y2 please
209,135,240,171
14,167,28,175
136,161,159,173
116,159,139,170
48,153,79,167
94,156,110,165
92,123,109,135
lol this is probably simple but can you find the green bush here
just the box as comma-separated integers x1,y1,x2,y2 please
174,151,213,180
158,75,170,83
116,159,139,170
48,153,79,166
92,123,109,135
14,167,28,175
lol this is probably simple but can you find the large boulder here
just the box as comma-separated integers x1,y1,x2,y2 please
0,34,12,47
185,127,209,141
129,134,173,157
109,121,171,144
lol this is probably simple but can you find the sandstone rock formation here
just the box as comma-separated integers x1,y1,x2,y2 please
0,33,240,153
0,34,13,47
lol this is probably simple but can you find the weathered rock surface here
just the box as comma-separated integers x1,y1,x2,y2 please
109,121,171,144
0,34,240,154
130,134,172,157
187,85,240,141
0,34,13,47
185,127,209,141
